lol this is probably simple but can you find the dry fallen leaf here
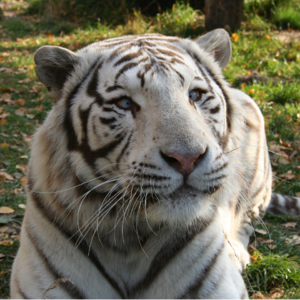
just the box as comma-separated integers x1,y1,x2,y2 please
278,157,290,165
33,104,43,112
281,141,291,148
261,239,274,244
26,114,35,119
0,171,14,181
0,93,12,103
16,164,27,174
0,206,14,214
0,226,8,233
18,78,31,83
269,143,281,152
20,176,27,187
14,187,23,195
23,134,31,143
0,112,10,119
0,240,14,246
255,229,268,235
270,288,284,299
282,222,297,228
18,204,26,209
278,173,295,180
285,235,300,245
16,98,26,106
268,244,277,249
250,292,264,299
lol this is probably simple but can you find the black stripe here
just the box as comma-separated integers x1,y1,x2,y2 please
235,196,242,215
201,96,215,106
200,185,221,195
169,65,185,86
102,106,125,115
179,244,224,298
116,131,133,165
156,48,182,58
87,62,104,106
132,173,170,180
285,195,300,214
209,105,220,114
193,60,213,92
63,60,99,151
132,184,171,190
83,133,126,168
215,153,223,161
198,266,224,298
148,41,184,53
25,220,85,299
106,85,124,93
137,64,152,87
268,193,280,214
204,162,228,176
138,162,160,169
188,51,231,149
114,50,143,67
130,214,216,295
115,62,139,81
205,174,227,182
107,43,138,62
29,190,126,298
75,100,126,168
100,117,117,125
252,181,265,198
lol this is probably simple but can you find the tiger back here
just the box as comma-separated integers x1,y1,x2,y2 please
10,29,300,299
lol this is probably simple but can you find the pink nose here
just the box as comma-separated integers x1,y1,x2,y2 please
161,148,207,178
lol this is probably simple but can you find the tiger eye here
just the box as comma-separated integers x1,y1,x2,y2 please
189,89,202,102
117,98,133,109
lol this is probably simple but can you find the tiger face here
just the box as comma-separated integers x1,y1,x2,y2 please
34,30,233,225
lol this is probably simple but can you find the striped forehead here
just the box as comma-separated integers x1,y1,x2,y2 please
80,35,215,96
99,38,190,87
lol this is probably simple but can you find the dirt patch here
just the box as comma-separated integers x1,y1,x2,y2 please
276,30,300,43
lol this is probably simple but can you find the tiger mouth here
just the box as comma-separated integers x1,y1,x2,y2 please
168,183,222,200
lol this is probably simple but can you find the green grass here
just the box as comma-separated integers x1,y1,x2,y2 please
273,6,300,30
1,0,300,298
245,215,300,298
0,242,20,297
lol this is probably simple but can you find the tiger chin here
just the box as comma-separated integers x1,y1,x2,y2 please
10,29,300,299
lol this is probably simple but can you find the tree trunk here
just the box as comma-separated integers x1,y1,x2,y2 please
205,0,244,32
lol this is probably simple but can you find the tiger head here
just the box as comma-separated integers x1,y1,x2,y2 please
33,29,235,226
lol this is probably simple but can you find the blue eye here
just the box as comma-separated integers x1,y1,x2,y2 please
189,90,202,102
117,98,133,109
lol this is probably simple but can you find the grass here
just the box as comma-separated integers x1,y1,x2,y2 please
273,7,300,30
0,0,300,298
245,214,300,298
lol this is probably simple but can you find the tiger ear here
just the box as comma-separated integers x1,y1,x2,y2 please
195,29,232,68
34,46,79,101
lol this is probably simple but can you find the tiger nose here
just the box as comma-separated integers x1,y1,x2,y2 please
160,148,207,178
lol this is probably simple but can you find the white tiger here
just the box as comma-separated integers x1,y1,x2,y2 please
10,29,300,299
